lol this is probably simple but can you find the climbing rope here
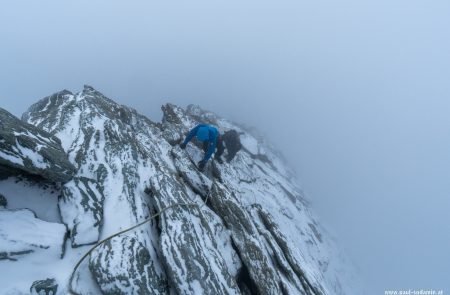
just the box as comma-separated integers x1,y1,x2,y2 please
68,192,210,295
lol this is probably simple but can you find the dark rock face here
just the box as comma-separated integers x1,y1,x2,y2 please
0,193,6,207
30,278,58,295
0,107,75,182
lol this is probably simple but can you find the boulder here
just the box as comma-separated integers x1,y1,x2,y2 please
30,278,58,295
0,108,75,182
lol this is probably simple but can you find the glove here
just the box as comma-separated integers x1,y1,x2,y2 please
198,160,207,170
180,142,187,149
215,156,223,164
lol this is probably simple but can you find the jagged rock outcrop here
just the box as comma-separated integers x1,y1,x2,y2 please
0,85,359,294
160,102,332,294
0,209,67,261
23,86,174,292
0,107,75,182
30,278,58,295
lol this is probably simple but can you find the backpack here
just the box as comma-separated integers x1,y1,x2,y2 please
222,130,242,162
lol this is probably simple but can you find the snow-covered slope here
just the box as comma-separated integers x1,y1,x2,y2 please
0,85,359,294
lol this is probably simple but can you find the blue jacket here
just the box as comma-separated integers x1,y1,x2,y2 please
182,124,219,162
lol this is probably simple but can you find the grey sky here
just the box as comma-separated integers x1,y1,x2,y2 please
1,1,450,293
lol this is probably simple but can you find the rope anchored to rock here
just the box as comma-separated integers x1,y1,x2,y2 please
68,192,210,295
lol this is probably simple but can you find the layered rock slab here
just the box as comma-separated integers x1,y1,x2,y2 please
0,107,74,182
0,209,67,261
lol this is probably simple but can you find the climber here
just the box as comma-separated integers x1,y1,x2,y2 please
180,123,241,170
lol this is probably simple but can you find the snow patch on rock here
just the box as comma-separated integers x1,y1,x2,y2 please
0,208,67,261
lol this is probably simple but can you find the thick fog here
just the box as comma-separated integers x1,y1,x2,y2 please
1,1,449,293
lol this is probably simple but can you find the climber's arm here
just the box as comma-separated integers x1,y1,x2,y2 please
182,124,202,146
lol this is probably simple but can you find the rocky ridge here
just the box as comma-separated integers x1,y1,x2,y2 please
0,85,358,294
